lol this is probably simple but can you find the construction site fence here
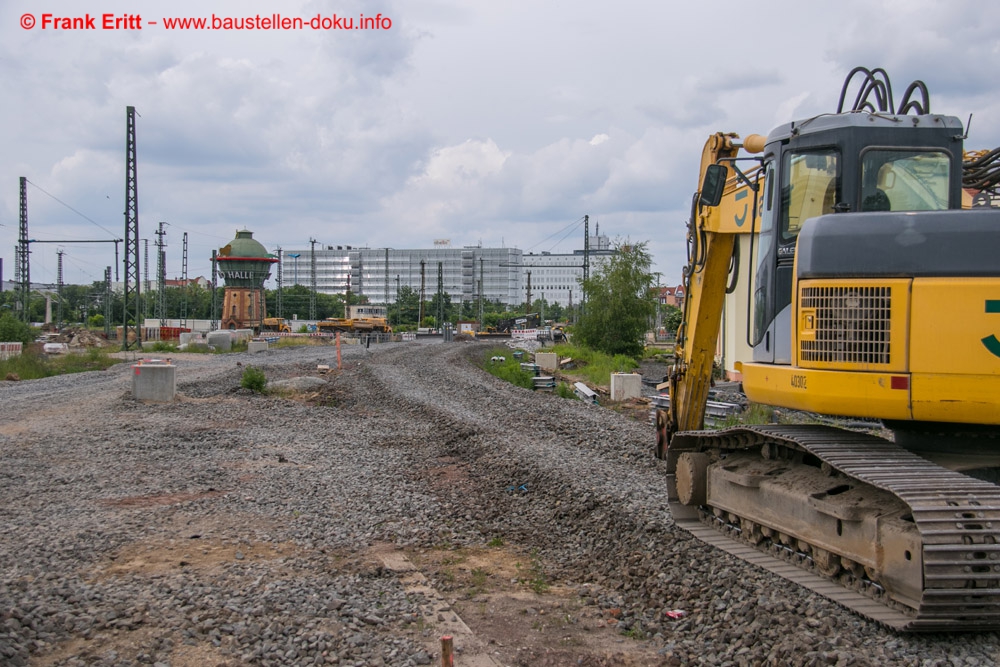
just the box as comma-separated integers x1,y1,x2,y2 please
0,342,23,360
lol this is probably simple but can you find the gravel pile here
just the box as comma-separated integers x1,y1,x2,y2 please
1,340,997,666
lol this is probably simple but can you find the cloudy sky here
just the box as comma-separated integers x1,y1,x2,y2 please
2,0,998,289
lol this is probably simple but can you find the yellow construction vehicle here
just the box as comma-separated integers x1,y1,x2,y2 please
261,317,291,333
657,67,1000,630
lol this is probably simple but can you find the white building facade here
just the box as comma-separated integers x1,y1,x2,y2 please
279,234,617,309
521,234,614,307
278,244,524,307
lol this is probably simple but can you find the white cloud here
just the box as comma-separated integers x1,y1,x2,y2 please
1,0,997,287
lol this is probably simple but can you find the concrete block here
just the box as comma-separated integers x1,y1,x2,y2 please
610,373,642,401
179,332,203,346
132,361,176,402
534,352,558,371
206,331,232,351
248,340,268,353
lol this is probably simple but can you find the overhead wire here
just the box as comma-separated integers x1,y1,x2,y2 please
25,180,119,239
522,216,586,254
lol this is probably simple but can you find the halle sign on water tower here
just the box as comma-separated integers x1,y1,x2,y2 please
215,230,278,331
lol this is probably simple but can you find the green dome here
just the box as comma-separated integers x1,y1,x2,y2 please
219,230,272,259
217,230,277,288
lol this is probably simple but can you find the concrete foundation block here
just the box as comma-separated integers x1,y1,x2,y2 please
179,332,203,346
534,352,558,371
610,373,642,401
248,340,268,353
206,331,232,351
132,361,176,402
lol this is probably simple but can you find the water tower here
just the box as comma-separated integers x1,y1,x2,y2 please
216,230,278,331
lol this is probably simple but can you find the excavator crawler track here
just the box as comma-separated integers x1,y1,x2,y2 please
667,424,1000,631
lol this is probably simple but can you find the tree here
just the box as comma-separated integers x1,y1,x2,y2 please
0,312,35,345
574,240,656,358
388,286,420,328
661,304,683,338
428,290,454,325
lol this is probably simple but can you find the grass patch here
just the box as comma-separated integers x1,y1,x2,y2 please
270,336,328,349
555,382,577,400
516,549,549,594
487,536,505,548
482,349,534,390
550,343,638,387
0,347,121,380
716,402,776,429
468,567,489,596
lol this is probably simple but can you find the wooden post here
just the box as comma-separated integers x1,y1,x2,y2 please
336,331,342,370
441,635,454,667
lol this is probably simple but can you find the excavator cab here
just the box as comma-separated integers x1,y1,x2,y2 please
748,114,962,367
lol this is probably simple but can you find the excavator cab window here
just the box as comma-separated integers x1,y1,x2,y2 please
860,149,951,212
782,149,840,240
753,148,840,353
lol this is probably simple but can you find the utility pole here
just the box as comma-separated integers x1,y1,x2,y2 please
18,177,30,323
394,274,400,327
122,105,141,350
437,261,444,326
418,259,426,325
104,266,112,338
356,252,363,299
143,239,150,321
56,249,64,327
309,238,317,321
180,232,189,328
275,247,283,319
155,222,167,327
525,270,532,313
344,273,351,319
210,250,218,330
478,257,484,331
384,248,389,309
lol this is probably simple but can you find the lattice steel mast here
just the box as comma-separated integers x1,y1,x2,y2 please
122,106,141,349
274,247,283,318
309,238,317,320
142,239,150,321
18,177,30,322
180,232,189,328
56,249,64,326
104,266,112,338
155,222,167,327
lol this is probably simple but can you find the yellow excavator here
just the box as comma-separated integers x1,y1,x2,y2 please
657,68,1000,630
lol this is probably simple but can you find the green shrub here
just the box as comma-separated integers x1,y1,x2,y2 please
555,382,577,400
240,365,267,392
0,313,35,346
482,349,534,389
149,341,177,352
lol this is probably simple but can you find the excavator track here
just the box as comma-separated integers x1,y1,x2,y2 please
667,424,1000,631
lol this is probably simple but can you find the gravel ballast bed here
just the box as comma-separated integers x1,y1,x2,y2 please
1,340,997,666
